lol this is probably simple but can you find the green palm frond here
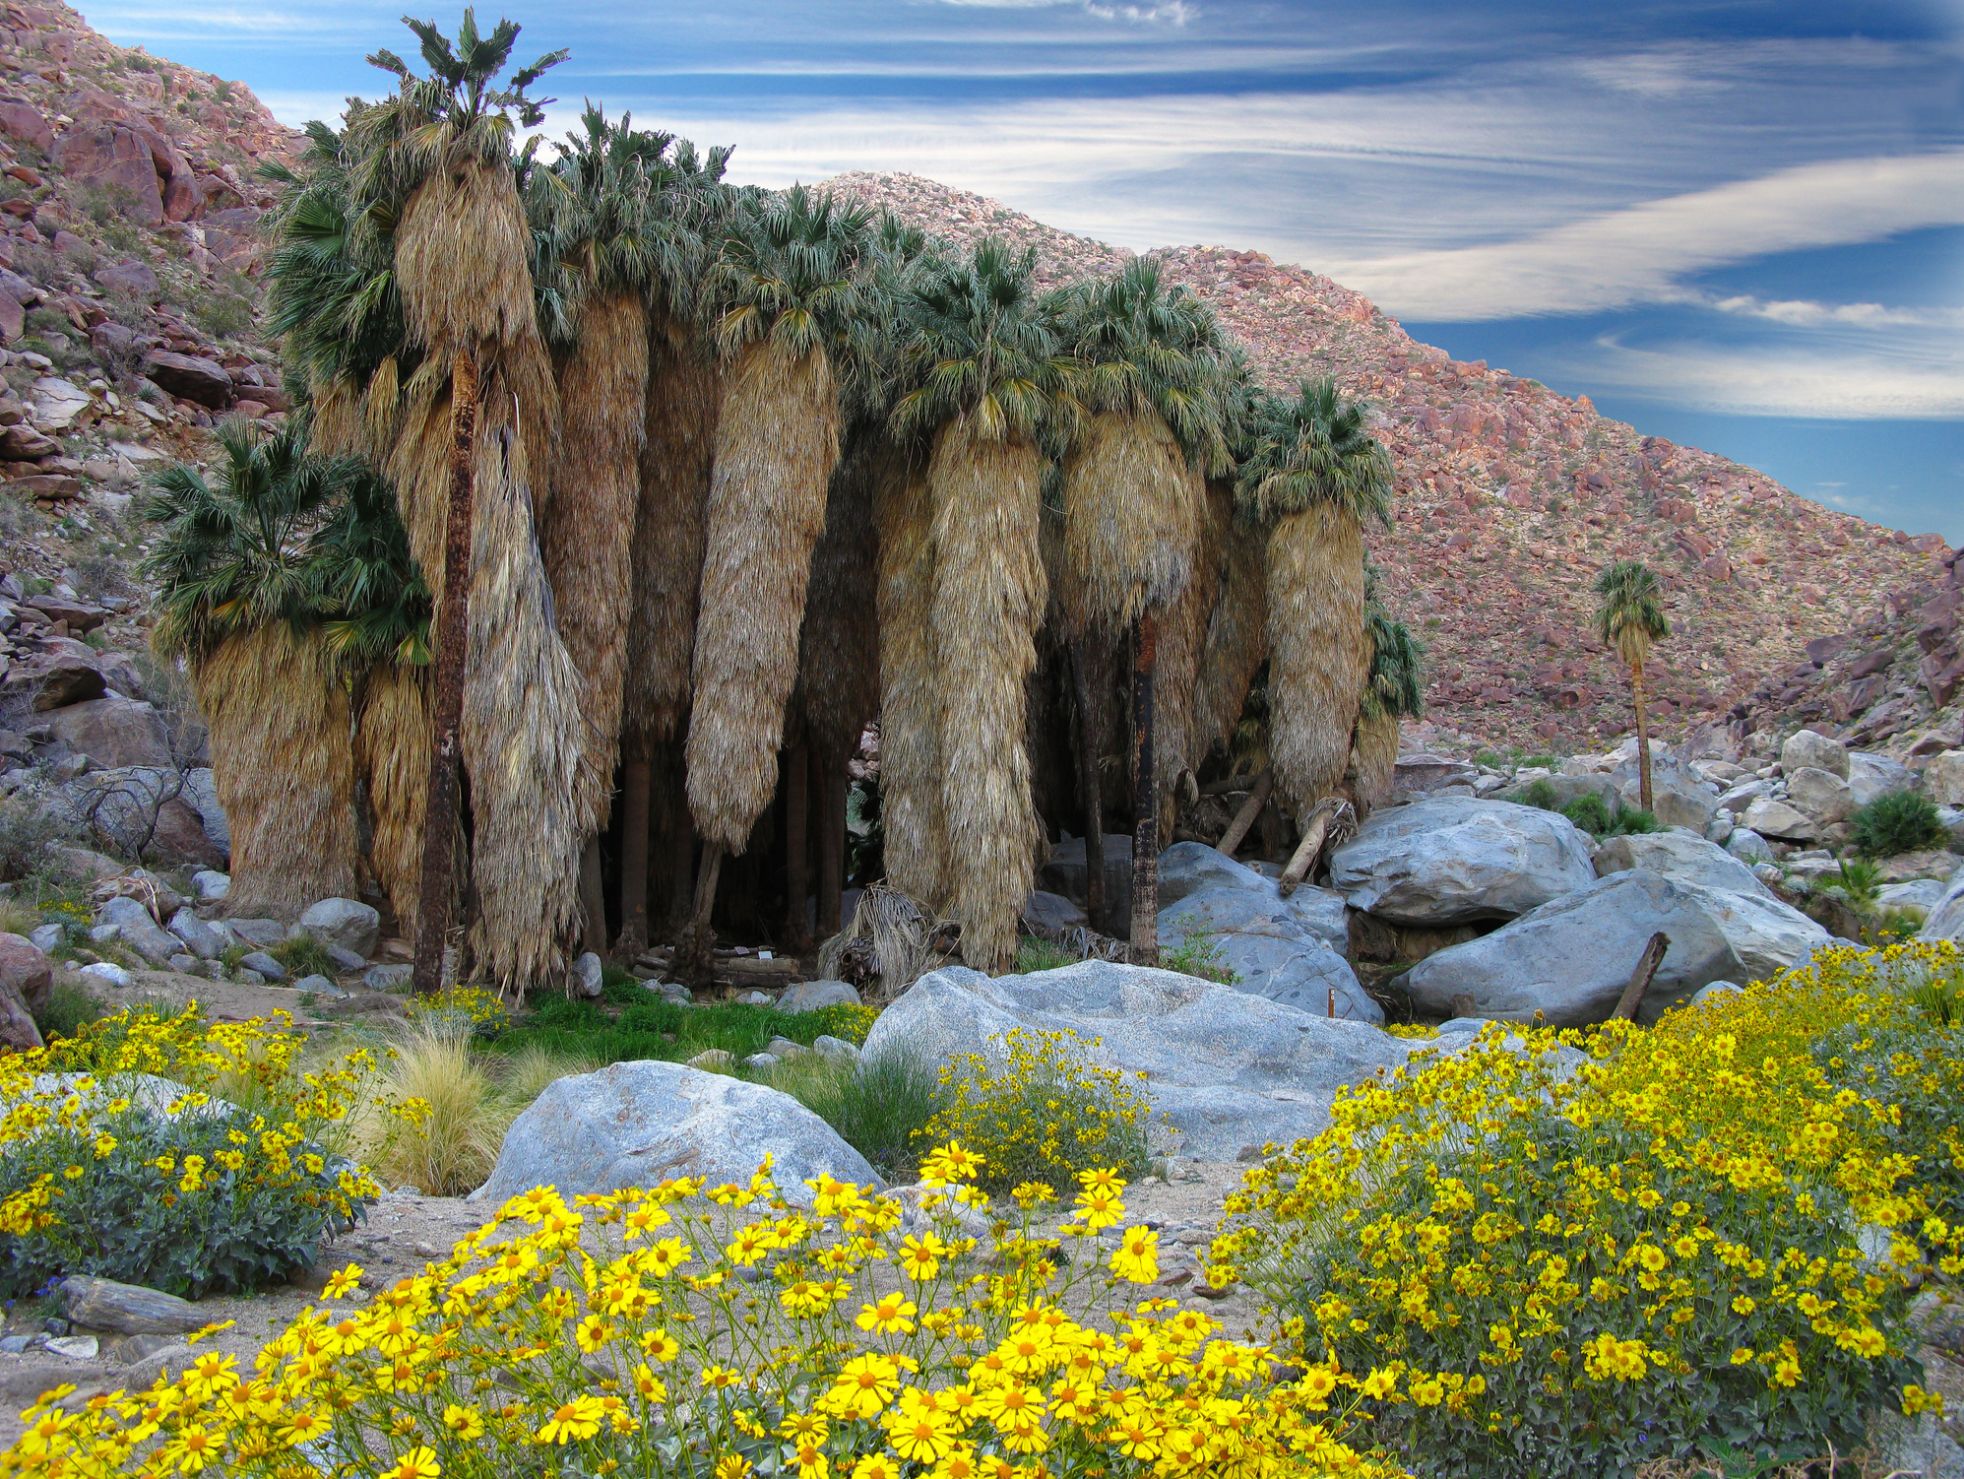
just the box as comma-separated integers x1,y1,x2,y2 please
1593,559,1670,670
1236,377,1395,529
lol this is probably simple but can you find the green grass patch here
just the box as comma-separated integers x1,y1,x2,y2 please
486,995,874,1069
747,1050,940,1182
1013,936,1084,974
270,935,336,979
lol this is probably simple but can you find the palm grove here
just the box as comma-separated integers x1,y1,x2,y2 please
143,14,1426,994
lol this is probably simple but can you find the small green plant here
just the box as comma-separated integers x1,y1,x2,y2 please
1161,931,1239,986
30,981,104,1040
920,1025,1154,1194
1559,792,1614,834
1850,789,1947,859
760,1049,941,1181
270,933,337,979
1518,778,1559,811
1824,855,1883,910
1908,964,1964,1027
1603,805,1660,836
1014,935,1083,973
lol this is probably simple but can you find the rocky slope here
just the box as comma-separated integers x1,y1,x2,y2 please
830,173,1951,750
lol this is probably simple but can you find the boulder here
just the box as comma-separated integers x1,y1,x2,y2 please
572,951,605,998
1019,890,1087,936
1781,729,1850,779
1157,879,1348,955
238,951,287,982
49,123,164,225
182,769,229,855
1497,772,1620,813
1741,795,1820,842
1614,756,1718,832
1328,795,1595,926
190,870,229,904
475,1061,879,1206
1726,828,1775,864
1785,766,1856,826
93,260,158,300
1403,870,1831,1026
1194,932,1381,1024
297,898,381,958
41,698,171,768
1391,755,1481,802
860,962,1419,1160
0,933,51,1047
1847,752,1914,807
225,917,286,947
21,652,105,709
165,907,223,961
1876,879,1947,920
92,895,179,965
59,1276,202,1336
1926,751,1964,808
77,962,130,988
1593,830,1772,898
139,350,232,409
778,979,861,1013
1921,867,1964,942
1039,833,1131,909
0,100,53,153
1157,841,1275,908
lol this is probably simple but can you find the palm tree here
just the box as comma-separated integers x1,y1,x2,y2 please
142,421,362,917
1237,379,1394,822
889,240,1067,970
351,11,577,994
1593,559,1670,811
1055,260,1228,962
1350,596,1424,815
680,186,870,970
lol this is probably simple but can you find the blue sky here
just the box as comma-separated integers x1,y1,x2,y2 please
83,0,1964,541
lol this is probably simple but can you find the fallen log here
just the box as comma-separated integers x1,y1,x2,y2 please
1214,770,1274,859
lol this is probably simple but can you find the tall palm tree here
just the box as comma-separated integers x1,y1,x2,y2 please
1238,379,1395,822
351,11,578,994
890,240,1067,971
1593,559,1670,811
1350,597,1424,815
1055,260,1229,962
142,421,362,917
680,186,870,969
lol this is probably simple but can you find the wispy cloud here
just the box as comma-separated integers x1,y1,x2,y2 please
1673,293,1964,331
1571,334,1964,420
919,0,1195,20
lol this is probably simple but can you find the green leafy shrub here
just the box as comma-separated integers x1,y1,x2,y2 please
1557,791,1614,833
1603,804,1660,836
1517,778,1559,811
1851,789,1947,859
1162,931,1239,985
920,1025,1154,1193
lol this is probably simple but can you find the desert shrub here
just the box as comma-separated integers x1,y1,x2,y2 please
0,798,63,883
1851,789,1947,859
4,1148,1397,1479
0,1005,379,1297
1014,934,1084,973
269,932,336,979
1823,854,1883,909
29,980,103,1041
1602,804,1660,836
761,1048,941,1181
362,1022,509,1196
496,1040,602,1108
1162,931,1239,985
921,1026,1154,1193
1517,778,1559,811
405,982,514,1037
1215,941,1964,1478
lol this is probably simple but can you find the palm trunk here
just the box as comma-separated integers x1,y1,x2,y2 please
411,348,478,997
1069,638,1106,933
816,750,846,938
1632,661,1654,813
578,839,607,956
783,740,811,951
1129,611,1159,964
679,842,724,985
615,739,652,958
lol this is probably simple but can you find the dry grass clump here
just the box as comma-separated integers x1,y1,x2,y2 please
817,883,953,1003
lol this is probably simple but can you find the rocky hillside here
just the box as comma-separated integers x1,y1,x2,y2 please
830,173,1951,750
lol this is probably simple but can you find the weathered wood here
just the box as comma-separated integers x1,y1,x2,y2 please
1276,796,1343,898
675,842,724,986
1129,611,1159,965
633,947,800,987
1610,931,1670,1021
1215,769,1273,859
411,347,479,997
1199,772,1262,798
578,838,607,956
613,743,653,959
60,1276,202,1335
1069,638,1106,933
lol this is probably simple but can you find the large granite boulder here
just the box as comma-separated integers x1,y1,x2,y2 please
1926,751,1964,808
1847,752,1914,807
1329,795,1595,926
1785,767,1856,826
1403,870,1830,1026
1922,866,1964,942
296,898,381,959
1593,830,1773,898
860,963,1417,1160
1781,729,1850,780
475,1062,878,1207
41,698,171,769
92,895,180,965
1614,755,1719,833
1742,795,1820,843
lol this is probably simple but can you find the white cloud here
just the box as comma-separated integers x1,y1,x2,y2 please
1571,335,1964,420
1678,293,1964,331
920,0,1195,19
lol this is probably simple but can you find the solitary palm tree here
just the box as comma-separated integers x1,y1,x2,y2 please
889,241,1067,970
1593,559,1670,812
1237,380,1394,822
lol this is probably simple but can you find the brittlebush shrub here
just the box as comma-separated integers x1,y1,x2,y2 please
919,1026,1154,1193
0,1005,379,1298
1214,941,1964,1479
2,1148,1401,1479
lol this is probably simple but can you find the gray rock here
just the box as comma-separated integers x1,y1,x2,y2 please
860,962,1425,1160
1866,1408,1963,1479
1876,879,1947,919
812,1034,859,1061
293,974,343,998
167,953,198,973
1781,729,1850,779
77,961,129,988
778,978,861,1012
686,1049,736,1072
323,943,366,972
88,923,120,946
28,923,62,953
1157,841,1272,908
1497,772,1620,813
237,951,286,982
1717,778,1776,811
189,869,229,904
1785,766,1856,826
225,917,286,948
475,1061,879,1206
765,1036,807,1059
1329,795,1596,926
1741,795,1820,842
1921,867,1964,942
1616,757,1719,833
296,898,381,958
572,951,605,998
745,1052,779,1071
166,907,223,960
182,770,229,855
1404,870,1831,1026
59,1276,202,1335
641,978,693,1006
1157,876,1348,954
1703,811,1735,845
1926,751,1964,808
1019,890,1087,936
1691,980,1744,1006
1188,931,1380,1024
93,896,178,965
735,990,771,1007
1725,828,1775,863
236,968,267,985
1391,755,1480,802
364,963,413,992
43,1335,97,1360
1847,751,1913,807
1593,830,1772,898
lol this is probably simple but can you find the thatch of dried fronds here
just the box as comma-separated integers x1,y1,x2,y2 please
686,338,840,853
195,623,359,916
394,157,537,357
1348,707,1400,816
1195,495,1269,765
542,289,649,833
874,461,945,909
816,883,953,1004
1060,410,1199,633
800,436,886,765
361,354,401,463
309,375,365,460
1267,502,1369,816
354,662,430,935
624,314,719,745
459,415,585,993
1152,464,1223,819
928,419,1047,971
